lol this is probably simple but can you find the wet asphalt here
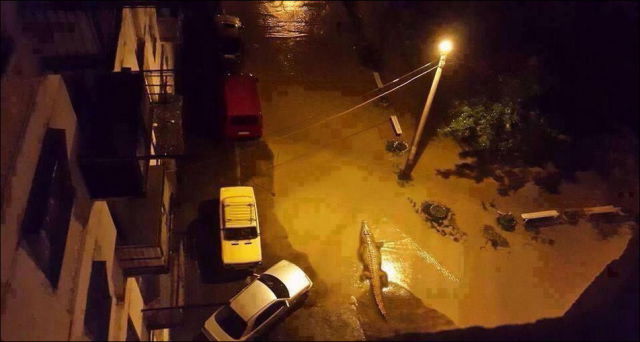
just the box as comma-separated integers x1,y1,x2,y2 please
169,1,635,340
171,2,444,340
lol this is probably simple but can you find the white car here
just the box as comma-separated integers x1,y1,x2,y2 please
202,260,313,341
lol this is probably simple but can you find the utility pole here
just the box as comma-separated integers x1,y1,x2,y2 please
399,40,452,180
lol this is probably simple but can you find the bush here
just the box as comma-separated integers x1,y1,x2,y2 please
439,97,562,166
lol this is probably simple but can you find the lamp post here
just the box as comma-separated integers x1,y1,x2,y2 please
399,39,453,180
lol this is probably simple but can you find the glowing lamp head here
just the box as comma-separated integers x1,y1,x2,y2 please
438,40,453,55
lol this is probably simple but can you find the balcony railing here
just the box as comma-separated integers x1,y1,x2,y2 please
111,164,171,276
143,69,175,105
140,240,185,329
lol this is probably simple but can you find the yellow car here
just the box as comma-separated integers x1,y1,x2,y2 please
219,186,262,269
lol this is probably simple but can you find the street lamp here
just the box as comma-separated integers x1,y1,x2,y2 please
438,40,453,54
399,39,453,180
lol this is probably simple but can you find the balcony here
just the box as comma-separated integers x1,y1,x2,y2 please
68,70,151,198
141,240,186,330
110,164,171,276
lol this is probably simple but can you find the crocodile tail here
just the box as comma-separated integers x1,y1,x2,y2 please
374,290,387,318
371,277,387,318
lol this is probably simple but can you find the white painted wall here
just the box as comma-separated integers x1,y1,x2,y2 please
1,75,92,341
2,6,176,340
0,76,149,341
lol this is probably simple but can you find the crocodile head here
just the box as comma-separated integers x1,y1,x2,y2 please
361,220,372,243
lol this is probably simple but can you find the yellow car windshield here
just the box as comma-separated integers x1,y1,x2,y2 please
223,227,258,240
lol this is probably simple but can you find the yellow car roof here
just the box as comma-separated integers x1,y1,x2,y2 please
220,187,257,228
223,201,256,228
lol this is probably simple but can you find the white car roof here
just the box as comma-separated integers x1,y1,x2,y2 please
229,280,276,322
264,260,312,299
227,261,311,323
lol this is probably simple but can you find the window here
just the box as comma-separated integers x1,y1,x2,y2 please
84,261,112,341
223,227,258,241
21,128,74,288
253,301,286,330
1,34,13,75
230,115,259,126
258,274,290,299
215,306,247,340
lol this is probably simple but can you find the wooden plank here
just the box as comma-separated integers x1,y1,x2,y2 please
390,115,402,136
521,210,560,220
584,205,622,216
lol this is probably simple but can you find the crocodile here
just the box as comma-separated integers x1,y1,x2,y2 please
358,220,389,318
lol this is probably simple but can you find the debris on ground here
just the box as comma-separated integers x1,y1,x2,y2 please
530,234,555,246
408,197,419,213
563,209,582,225
480,199,517,231
482,225,510,249
412,200,467,243
386,139,408,154
496,212,517,232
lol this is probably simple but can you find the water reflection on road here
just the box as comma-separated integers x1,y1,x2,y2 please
259,1,315,38
202,2,637,341
223,1,457,339
383,226,462,285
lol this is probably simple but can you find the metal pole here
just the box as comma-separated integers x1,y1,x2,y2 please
399,53,447,179
141,302,227,312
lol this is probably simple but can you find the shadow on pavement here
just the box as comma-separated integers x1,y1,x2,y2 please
355,282,456,339
180,2,227,143
435,156,577,196
173,2,346,339
186,199,253,284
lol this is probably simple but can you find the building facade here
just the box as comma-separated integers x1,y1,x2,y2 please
1,2,183,341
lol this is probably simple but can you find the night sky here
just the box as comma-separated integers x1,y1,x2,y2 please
391,1,638,133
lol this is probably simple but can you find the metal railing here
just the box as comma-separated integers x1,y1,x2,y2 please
142,69,175,104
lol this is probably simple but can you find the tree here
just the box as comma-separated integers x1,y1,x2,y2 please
440,97,561,166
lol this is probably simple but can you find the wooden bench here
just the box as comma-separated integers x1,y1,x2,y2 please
521,210,561,228
389,115,403,136
584,205,624,223
583,205,623,217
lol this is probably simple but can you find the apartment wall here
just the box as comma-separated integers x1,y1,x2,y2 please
114,7,163,72
0,1,41,78
0,74,151,342
2,5,175,341
114,7,173,104
114,8,141,72
1,75,89,340
0,1,43,235
67,201,118,340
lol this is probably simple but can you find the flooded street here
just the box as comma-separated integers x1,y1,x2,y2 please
173,1,635,340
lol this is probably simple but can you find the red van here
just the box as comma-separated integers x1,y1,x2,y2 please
223,74,262,139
